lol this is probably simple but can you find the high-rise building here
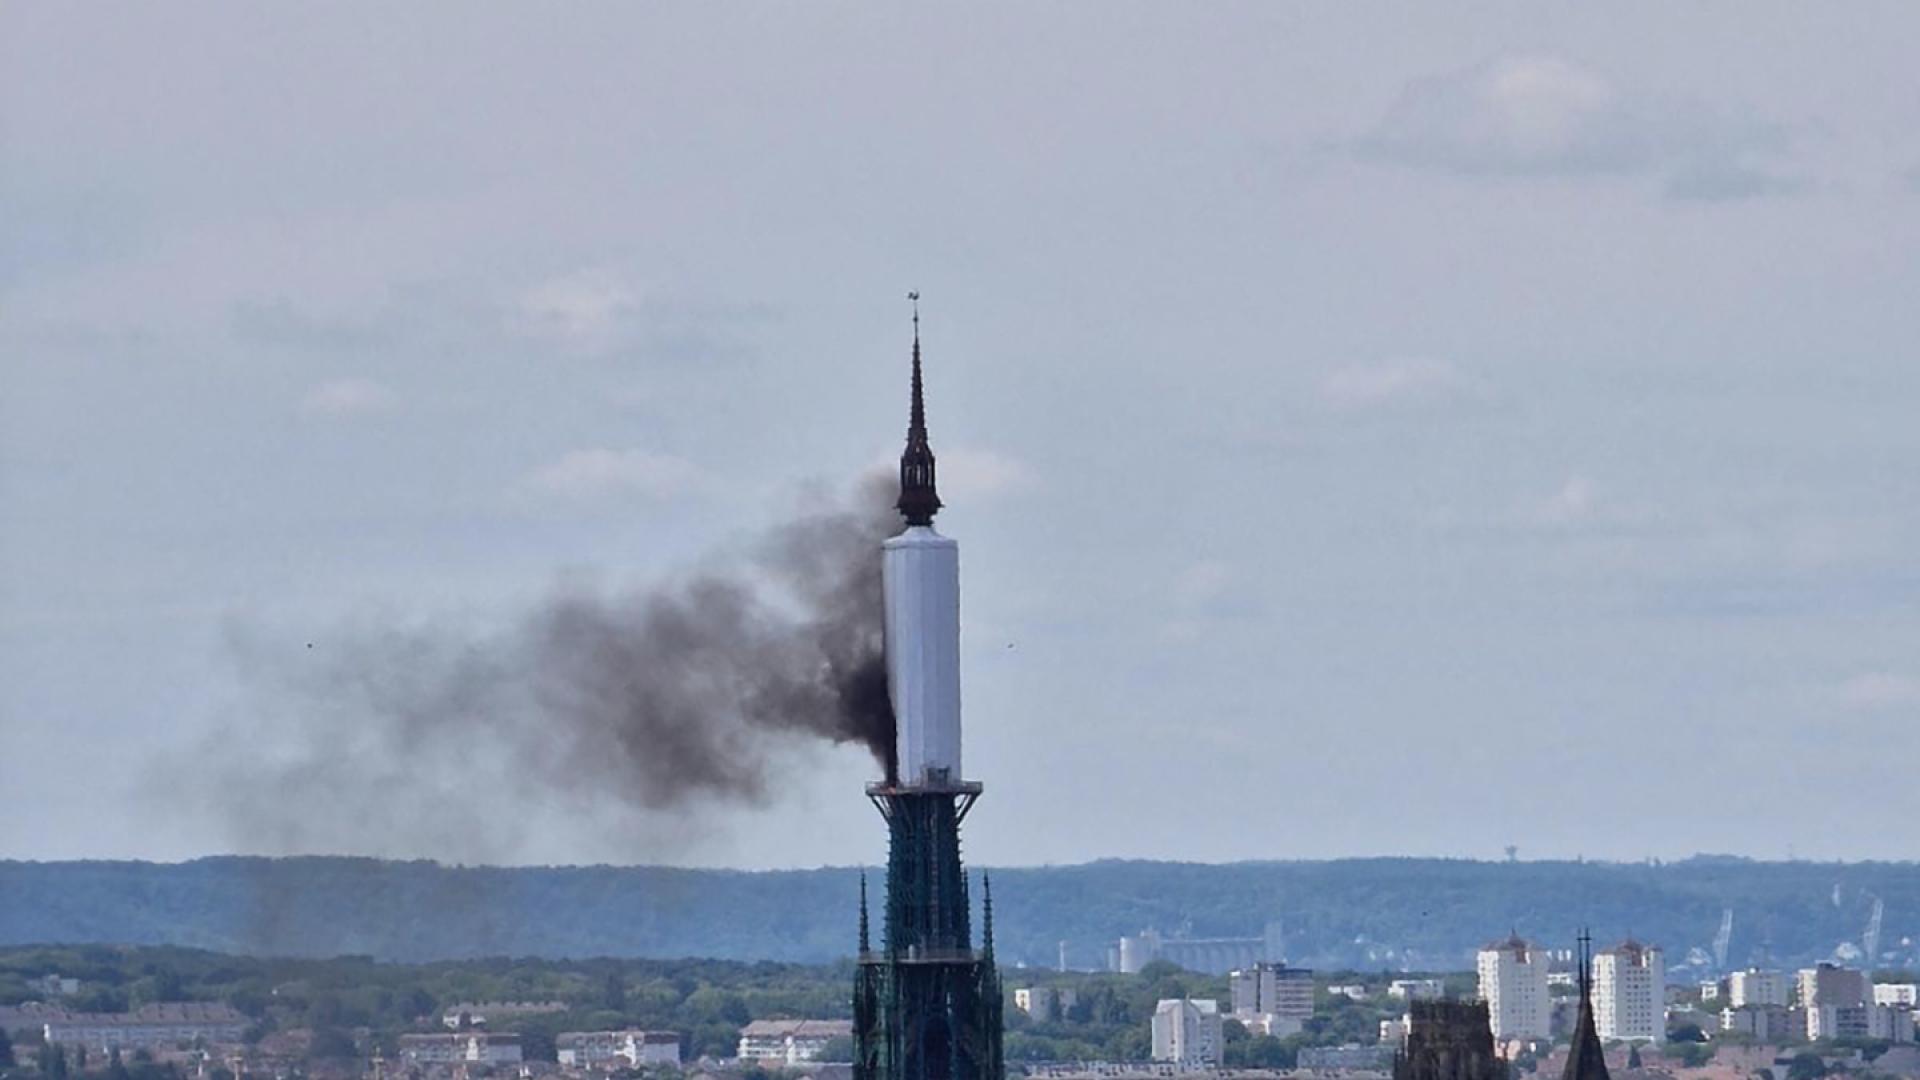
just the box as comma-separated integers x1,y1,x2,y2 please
1593,940,1665,1043
1230,964,1315,1020
1796,965,1871,1041
1477,935,1551,1041
1729,969,1791,1008
1797,965,1870,1009
1391,1000,1503,1080
1152,1000,1224,1067
852,306,1004,1080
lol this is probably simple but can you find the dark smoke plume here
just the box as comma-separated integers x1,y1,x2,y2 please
183,475,898,862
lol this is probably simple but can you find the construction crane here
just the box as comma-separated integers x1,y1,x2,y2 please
1864,896,1885,968
1714,908,1734,971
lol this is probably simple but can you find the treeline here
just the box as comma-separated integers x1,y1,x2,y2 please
4,856,1916,969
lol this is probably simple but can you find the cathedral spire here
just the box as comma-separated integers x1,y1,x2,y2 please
1562,929,1610,1080
897,291,942,527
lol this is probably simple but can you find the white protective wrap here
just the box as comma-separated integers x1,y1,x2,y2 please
882,525,962,787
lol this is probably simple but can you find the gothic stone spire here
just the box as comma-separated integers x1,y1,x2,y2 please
897,292,942,527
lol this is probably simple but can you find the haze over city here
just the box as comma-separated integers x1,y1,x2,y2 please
7,4,1920,870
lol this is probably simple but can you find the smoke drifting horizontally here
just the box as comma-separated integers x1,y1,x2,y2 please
191,475,899,860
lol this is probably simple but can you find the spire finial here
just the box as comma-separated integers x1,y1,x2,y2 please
896,291,942,526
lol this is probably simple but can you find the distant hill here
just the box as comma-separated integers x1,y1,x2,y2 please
5,856,1916,972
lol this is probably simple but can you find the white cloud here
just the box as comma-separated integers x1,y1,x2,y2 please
937,449,1040,500
1172,560,1235,609
1836,672,1920,711
299,378,398,418
1320,357,1470,411
1353,55,1801,200
520,269,642,352
525,448,704,501
1534,474,1596,527
1161,559,1262,641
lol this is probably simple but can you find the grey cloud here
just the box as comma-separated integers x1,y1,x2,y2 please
232,297,412,351
1663,159,1812,204
1352,55,1804,200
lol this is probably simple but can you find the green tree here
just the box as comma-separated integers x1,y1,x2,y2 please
1667,1043,1713,1068
1627,1046,1642,1069
814,1036,854,1063
0,1025,14,1069
308,1027,358,1061
1786,1053,1828,1080
107,1047,131,1080
37,1042,66,1080
519,1032,556,1063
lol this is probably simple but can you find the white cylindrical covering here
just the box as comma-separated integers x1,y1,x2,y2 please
882,525,962,787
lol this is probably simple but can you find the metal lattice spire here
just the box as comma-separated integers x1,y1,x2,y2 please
896,292,942,527
859,871,871,953
982,873,995,958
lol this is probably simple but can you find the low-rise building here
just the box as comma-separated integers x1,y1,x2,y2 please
1807,1003,1916,1044
1389,980,1445,1002
737,1020,854,1066
440,1001,567,1029
397,1033,523,1065
1298,1044,1395,1070
1329,985,1371,1002
1150,999,1222,1067
1721,1004,1796,1042
557,1030,681,1068
44,1004,249,1051
1874,984,1919,1008
1014,987,1079,1023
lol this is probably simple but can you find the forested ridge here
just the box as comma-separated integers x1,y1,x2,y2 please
6,856,1915,970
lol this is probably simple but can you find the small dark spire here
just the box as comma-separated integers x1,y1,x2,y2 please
896,291,942,527
858,871,871,953
1563,927,1610,1080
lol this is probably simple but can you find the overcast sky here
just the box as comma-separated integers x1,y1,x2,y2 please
6,4,1920,869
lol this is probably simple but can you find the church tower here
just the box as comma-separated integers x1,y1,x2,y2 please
853,299,1005,1080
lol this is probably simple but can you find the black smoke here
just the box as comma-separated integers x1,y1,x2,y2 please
183,475,899,861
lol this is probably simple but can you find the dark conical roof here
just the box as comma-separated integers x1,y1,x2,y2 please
1563,930,1611,1080
895,293,942,527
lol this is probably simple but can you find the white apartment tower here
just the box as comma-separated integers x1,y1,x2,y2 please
1729,969,1790,1008
1594,940,1665,1043
1151,999,1224,1067
1478,935,1551,1041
